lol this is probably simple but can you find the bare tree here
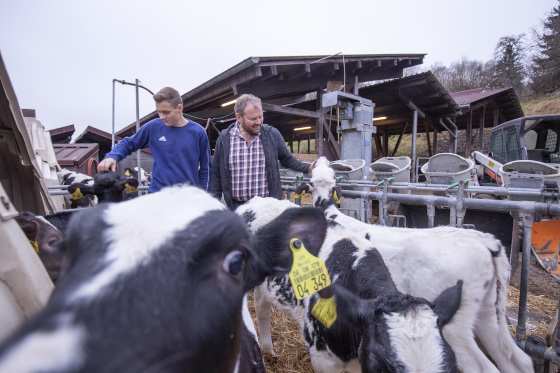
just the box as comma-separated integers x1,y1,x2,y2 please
430,57,492,93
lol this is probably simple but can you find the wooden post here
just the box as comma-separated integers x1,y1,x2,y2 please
316,89,324,156
384,127,389,157
479,105,486,151
433,129,438,154
374,132,384,158
466,111,473,156
392,122,409,156
424,121,433,157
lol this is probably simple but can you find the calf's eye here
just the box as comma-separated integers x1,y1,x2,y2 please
223,250,246,276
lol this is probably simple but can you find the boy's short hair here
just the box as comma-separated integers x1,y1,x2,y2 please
153,87,182,108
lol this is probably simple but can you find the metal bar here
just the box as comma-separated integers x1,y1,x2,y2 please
135,79,142,196
112,79,116,148
412,110,418,181
280,185,560,217
281,178,557,198
456,182,465,228
517,212,534,342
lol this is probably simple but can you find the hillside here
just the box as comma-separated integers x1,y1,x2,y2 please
390,95,560,158
522,94,560,116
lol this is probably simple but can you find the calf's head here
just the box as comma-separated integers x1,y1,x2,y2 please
67,171,139,204
295,156,342,209
0,185,326,373
15,211,65,281
332,281,463,373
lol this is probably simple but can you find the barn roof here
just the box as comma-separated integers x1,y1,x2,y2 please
117,54,425,137
450,87,524,133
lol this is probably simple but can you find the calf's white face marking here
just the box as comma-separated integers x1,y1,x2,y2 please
385,306,448,373
71,186,226,301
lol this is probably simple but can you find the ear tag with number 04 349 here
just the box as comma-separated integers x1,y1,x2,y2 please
288,238,331,300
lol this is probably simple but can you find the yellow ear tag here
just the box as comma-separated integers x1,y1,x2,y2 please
29,240,39,253
295,190,305,199
288,238,331,300
125,170,131,176
71,188,84,200
125,183,138,193
312,296,338,328
333,190,340,204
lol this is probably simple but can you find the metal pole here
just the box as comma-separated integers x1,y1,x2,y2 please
112,79,116,148
135,79,142,194
517,212,534,343
412,110,418,182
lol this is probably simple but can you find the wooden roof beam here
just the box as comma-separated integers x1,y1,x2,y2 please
237,69,403,98
262,103,337,121
397,92,426,119
425,103,450,111
330,62,340,76
286,63,312,80
185,65,262,110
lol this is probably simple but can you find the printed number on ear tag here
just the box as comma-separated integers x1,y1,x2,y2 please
71,188,84,200
288,238,331,300
312,296,337,328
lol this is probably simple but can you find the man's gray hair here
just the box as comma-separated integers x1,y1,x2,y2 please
234,94,262,116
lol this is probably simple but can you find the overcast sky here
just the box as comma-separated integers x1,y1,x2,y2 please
0,0,557,140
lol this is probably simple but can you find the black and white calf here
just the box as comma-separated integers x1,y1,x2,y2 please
57,169,96,208
238,197,462,373
0,185,327,373
125,167,151,183
292,156,534,373
66,171,139,206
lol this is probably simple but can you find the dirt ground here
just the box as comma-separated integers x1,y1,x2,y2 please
508,252,560,338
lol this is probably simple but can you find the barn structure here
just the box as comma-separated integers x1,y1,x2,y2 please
110,55,523,174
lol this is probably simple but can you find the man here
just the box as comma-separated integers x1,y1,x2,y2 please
210,94,316,210
98,87,211,193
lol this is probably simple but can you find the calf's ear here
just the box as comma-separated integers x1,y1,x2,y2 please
331,186,343,207
15,212,39,241
248,207,327,287
67,183,95,198
432,280,463,326
294,183,311,196
121,178,139,192
332,284,371,328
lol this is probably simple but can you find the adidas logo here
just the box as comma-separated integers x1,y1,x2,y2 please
159,136,167,141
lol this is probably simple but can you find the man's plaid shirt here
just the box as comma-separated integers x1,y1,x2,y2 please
229,123,269,201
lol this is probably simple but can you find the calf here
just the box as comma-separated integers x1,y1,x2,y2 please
125,167,151,183
293,156,534,373
239,197,461,373
15,209,83,282
15,211,65,282
0,185,327,373
57,169,96,208
67,171,139,205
